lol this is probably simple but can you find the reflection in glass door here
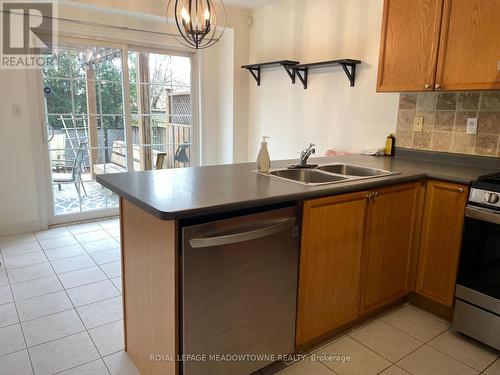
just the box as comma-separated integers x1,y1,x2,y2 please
43,43,125,217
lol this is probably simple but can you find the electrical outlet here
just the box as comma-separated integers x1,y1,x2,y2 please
413,116,424,132
466,117,478,135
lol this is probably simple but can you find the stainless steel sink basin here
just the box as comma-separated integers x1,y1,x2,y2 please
270,169,348,185
260,163,398,186
317,164,392,177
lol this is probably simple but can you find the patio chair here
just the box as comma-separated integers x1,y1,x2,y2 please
52,141,89,198
174,144,190,166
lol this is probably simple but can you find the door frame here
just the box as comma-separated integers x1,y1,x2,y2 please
31,35,198,226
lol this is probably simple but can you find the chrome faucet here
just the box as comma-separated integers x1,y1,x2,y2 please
300,143,316,166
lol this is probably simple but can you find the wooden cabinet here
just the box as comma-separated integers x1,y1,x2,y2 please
377,0,500,92
296,191,368,346
361,183,421,313
296,182,422,345
377,0,444,92
416,180,468,306
435,0,500,90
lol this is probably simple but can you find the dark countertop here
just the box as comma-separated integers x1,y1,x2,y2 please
97,154,498,220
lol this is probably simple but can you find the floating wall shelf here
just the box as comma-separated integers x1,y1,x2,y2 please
242,58,362,89
241,60,299,86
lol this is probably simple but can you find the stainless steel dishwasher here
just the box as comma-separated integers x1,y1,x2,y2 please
182,205,299,375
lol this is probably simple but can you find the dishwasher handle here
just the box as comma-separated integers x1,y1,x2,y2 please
189,217,296,248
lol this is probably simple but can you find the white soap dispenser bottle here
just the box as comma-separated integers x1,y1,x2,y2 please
256,136,271,173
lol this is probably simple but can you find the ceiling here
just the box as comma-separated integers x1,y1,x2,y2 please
224,0,278,9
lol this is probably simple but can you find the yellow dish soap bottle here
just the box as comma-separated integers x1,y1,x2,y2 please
257,136,271,173
385,134,395,156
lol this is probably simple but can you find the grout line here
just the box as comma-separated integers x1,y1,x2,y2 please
3,260,37,375
33,232,107,370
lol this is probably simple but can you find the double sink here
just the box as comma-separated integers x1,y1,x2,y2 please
264,163,399,186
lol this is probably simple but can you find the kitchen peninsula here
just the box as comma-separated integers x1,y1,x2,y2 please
97,153,496,375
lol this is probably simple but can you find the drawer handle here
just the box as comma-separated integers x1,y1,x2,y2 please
435,84,442,89
424,84,431,89
458,188,464,193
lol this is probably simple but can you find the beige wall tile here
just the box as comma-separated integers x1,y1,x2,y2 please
436,93,457,110
416,93,437,111
478,112,500,134
431,132,452,152
452,133,475,154
480,92,500,111
399,94,417,110
396,91,500,158
396,130,413,148
474,134,499,156
435,111,456,131
413,132,432,150
457,93,480,111
398,110,415,131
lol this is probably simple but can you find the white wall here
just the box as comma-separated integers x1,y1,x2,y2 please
247,0,399,160
0,70,44,234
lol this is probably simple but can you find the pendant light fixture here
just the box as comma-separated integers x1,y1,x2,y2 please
167,0,226,49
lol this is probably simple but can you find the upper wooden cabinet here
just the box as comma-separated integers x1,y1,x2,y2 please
296,192,368,346
377,0,444,92
377,0,500,92
436,0,500,90
416,180,468,306
361,182,421,314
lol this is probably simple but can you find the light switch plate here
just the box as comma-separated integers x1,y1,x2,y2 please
466,118,478,135
413,116,424,132
12,104,22,118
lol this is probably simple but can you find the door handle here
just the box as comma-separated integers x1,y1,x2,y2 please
189,217,297,248
465,206,500,225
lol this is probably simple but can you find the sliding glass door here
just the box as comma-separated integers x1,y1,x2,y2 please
41,39,195,222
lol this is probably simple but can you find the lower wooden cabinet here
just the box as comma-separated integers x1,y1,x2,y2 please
416,180,468,306
296,182,421,346
296,191,368,346
361,182,421,314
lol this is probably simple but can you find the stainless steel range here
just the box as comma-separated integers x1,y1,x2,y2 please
453,172,500,350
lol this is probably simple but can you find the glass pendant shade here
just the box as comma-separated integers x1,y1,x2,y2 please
167,0,226,49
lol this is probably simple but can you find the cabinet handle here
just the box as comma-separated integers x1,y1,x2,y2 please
373,192,379,198
435,84,442,89
424,84,431,89
458,188,464,193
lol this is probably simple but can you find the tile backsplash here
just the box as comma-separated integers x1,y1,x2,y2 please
395,91,500,158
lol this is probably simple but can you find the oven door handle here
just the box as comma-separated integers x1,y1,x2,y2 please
466,206,500,225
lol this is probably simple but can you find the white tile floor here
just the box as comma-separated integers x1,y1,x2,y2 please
0,218,139,375
1,220,499,375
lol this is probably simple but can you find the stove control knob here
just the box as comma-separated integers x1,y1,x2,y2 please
484,192,500,204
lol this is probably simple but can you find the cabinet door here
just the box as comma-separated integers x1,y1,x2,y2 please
416,180,468,306
361,183,420,314
435,0,500,91
377,0,444,92
296,192,368,346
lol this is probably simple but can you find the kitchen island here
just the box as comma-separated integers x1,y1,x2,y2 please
97,152,496,375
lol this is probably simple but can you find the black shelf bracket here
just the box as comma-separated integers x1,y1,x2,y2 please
246,66,261,86
282,64,296,84
294,67,309,89
291,59,362,89
340,62,357,87
242,60,300,86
